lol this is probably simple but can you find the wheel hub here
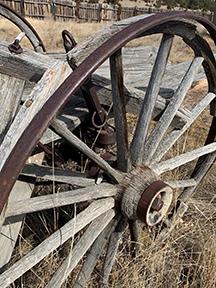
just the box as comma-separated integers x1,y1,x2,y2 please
121,166,173,226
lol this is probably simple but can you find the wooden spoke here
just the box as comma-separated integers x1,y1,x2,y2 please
6,183,117,218
110,49,130,172
152,92,216,163
143,57,204,164
165,179,197,189
128,220,139,257
46,209,115,288
130,33,173,165
179,151,216,202
51,119,123,183
21,164,95,187
0,198,114,288
74,217,119,288
152,143,216,175
101,217,127,285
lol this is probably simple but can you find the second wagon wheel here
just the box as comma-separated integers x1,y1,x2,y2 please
0,11,215,287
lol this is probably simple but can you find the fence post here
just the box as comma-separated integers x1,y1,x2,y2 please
117,4,121,21
133,6,137,16
75,0,80,21
97,3,102,22
50,0,56,20
20,0,25,17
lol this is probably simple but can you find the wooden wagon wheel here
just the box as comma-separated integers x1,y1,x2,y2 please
0,11,215,287
0,3,45,52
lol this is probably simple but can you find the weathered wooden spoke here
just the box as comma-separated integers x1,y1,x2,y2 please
5,183,117,218
74,219,118,288
51,119,123,183
0,10,216,288
151,92,216,163
101,217,128,285
143,57,204,165
0,199,115,288
130,33,173,165
110,49,130,172
46,209,115,288
152,143,216,175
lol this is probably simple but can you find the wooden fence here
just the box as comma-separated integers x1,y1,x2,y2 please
0,0,213,22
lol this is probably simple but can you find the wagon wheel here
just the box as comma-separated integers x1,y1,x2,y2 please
0,12,216,287
0,3,45,52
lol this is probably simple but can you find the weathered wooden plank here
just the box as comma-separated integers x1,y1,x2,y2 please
110,49,129,172
0,74,25,143
51,119,123,183
130,34,173,165
45,209,115,288
101,217,127,285
143,57,204,164
21,163,94,186
0,61,71,174
0,198,115,288
152,143,216,175
152,92,216,162
6,183,117,217
0,42,59,81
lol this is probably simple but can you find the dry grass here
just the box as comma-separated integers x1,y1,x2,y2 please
0,16,215,288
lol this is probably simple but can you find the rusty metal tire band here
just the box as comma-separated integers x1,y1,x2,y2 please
0,11,216,213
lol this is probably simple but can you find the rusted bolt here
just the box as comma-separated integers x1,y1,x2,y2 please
25,99,33,108
8,32,25,54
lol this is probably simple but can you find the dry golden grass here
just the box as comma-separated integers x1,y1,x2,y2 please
0,17,215,288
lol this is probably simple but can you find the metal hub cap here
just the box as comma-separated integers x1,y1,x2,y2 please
121,166,173,226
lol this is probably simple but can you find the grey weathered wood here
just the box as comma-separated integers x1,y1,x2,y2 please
0,74,25,143
152,92,216,162
0,198,115,288
21,164,94,187
46,209,115,288
74,217,119,288
143,57,204,164
101,217,127,285
130,34,173,165
0,42,59,81
0,61,71,174
110,49,129,172
152,143,216,175
165,179,197,189
51,119,123,183
6,183,117,217
0,153,44,270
